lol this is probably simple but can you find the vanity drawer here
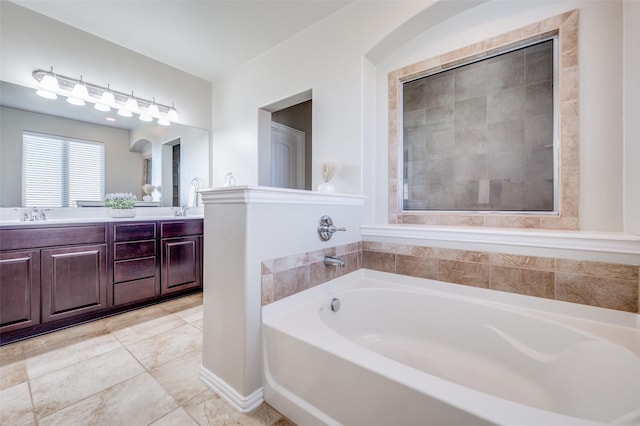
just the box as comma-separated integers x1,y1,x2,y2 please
160,220,203,238
113,277,157,306
114,240,156,261
0,225,106,251
112,223,156,242
113,256,156,283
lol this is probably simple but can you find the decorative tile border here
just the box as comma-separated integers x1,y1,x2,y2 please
261,239,639,314
388,10,580,230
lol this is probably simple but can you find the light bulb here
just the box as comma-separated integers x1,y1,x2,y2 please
157,117,170,126
40,68,59,91
117,108,133,117
125,92,139,112
67,96,85,106
101,85,116,106
147,98,160,117
167,104,178,122
139,112,153,122
36,89,57,99
71,77,89,99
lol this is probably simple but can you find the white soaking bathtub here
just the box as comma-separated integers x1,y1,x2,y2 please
262,269,640,426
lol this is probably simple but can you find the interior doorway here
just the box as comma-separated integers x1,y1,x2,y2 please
258,90,312,190
270,122,305,189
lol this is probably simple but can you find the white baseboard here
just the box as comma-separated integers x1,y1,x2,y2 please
200,365,264,413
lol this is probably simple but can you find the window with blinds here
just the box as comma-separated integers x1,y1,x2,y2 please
22,132,105,207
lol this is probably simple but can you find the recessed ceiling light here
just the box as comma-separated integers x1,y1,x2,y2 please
106,117,116,122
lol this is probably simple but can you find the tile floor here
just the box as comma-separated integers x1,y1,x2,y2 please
0,293,294,426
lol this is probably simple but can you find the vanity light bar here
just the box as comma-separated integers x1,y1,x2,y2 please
32,67,179,124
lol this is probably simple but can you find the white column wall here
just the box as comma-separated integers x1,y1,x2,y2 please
200,187,365,407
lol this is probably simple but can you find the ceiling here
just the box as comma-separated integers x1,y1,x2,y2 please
10,0,352,82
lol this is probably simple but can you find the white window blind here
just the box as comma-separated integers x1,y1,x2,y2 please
22,132,105,207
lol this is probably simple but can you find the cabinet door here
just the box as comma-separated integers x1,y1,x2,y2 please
41,244,107,322
161,236,201,295
0,250,40,333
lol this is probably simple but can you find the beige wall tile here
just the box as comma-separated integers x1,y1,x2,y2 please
396,244,437,258
362,250,396,273
490,253,555,271
556,259,639,280
272,265,310,302
490,266,555,298
438,248,489,264
261,274,273,306
362,241,397,253
556,273,638,312
272,252,309,273
309,247,336,263
396,255,437,280
438,259,490,288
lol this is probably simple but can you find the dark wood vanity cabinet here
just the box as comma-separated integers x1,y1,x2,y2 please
0,250,40,333
160,221,203,295
41,244,107,322
0,225,108,334
0,218,202,343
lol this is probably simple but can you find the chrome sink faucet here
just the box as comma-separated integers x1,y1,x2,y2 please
174,206,189,216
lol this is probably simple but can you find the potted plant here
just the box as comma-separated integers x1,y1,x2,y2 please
105,192,137,217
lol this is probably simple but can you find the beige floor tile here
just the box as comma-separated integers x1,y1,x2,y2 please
37,373,177,426
0,357,27,391
183,389,284,426
103,304,175,333
126,324,201,370
1,341,27,391
30,347,145,419
21,322,109,356
150,407,199,425
25,333,122,379
112,313,187,347
160,293,203,313
149,348,208,405
191,318,204,331
0,381,35,425
174,305,203,324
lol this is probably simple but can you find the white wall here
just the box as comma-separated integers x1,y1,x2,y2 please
0,106,140,206
210,1,432,193
373,0,628,232
624,0,640,235
131,124,210,206
211,0,634,233
0,1,212,131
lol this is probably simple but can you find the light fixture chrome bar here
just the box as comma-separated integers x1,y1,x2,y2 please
32,68,178,119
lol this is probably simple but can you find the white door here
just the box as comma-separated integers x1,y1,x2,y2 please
270,122,305,189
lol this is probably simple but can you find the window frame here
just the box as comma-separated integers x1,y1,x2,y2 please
399,35,559,214
387,10,579,230
22,131,105,207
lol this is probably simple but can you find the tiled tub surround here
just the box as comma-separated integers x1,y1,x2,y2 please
262,240,639,314
261,242,362,305
361,242,639,314
388,10,580,230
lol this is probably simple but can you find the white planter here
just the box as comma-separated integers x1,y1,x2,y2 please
109,208,136,218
